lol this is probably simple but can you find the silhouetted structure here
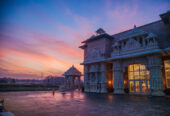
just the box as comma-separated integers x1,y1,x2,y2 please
63,65,82,90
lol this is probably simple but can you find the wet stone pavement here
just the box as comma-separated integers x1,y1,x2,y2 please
0,91,170,116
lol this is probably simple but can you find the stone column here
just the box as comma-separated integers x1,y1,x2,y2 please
148,55,165,96
100,62,107,93
88,73,92,92
84,65,89,92
90,73,95,92
94,72,98,92
70,76,74,89
113,60,124,94
64,76,67,88
69,76,72,89
142,36,145,47
72,77,75,89
90,64,95,92
65,77,69,89
96,72,100,93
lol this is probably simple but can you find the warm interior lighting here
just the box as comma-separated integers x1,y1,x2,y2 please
108,80,112,85
124,80,127,85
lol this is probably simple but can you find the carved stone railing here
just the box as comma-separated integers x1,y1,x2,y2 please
111,33,160,57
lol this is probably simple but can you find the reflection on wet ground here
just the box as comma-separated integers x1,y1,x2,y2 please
0,91,170,116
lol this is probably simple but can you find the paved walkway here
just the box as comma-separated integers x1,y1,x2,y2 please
0,91,170,116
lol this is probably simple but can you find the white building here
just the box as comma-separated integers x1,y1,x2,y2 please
80,11,170,96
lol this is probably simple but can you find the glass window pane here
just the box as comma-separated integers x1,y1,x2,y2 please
128,65,133,72
134,71,139,75
147,81,150,89
142,81,147,93
140,65,146,71
134,72,139,80
166,79,170,88
128,72,133,80
140,71,145,75
135,81,140,92
134,75,139,80
134,64,139,71
139,75,144,79
130,81,134,92
166,70,170,78
164,60,170,69
128,64,150,93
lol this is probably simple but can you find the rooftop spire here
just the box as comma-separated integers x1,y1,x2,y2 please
134,25,137,29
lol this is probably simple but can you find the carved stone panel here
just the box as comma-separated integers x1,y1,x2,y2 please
123,38,141,51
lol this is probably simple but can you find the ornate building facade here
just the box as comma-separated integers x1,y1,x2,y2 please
80,11,170,96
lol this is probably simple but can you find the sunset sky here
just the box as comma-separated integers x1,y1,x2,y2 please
0,0,170,79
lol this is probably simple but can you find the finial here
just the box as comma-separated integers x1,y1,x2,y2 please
134,25,137,29
96,28,105,35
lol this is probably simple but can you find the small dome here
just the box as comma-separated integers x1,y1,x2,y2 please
96,28,106,35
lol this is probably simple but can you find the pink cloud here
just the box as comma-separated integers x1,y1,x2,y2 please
0,23,83,79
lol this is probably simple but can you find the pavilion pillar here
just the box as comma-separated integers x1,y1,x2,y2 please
69,76,71,89
72,77,75,89
64,76,66,88
78,76,81,90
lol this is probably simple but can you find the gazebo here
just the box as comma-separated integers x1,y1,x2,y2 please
63,65,82,90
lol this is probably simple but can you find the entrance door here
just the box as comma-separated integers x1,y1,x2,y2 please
128,64,150,94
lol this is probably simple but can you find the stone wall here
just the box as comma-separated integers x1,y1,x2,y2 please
84,38,112,61
84,63,107,93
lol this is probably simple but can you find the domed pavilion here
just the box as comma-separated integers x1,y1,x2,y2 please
63,65,82,89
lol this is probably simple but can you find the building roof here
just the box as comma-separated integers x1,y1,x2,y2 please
81,11,170,49
79,44,87,49
82,33,113,43
113,20,170,49
160,10,170,24
118,25,147,40
63,65,82,76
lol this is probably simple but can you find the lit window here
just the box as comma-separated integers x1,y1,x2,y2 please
164,60,170,88
135,81,140,92
128,64,150,93
129,81,134,92
128,65,133,72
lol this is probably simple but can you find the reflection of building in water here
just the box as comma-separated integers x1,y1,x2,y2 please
79,11,170,96
63,65,82,90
